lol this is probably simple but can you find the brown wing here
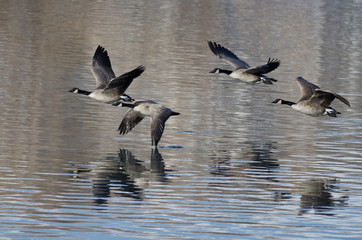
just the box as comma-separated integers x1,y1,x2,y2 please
244,58,280,75
296,77,321,101
150,108,173,146
332,91,350,107
118,109,145,135
104,65,145,95
91,45,116,89
208,41,250,69
310,89,350,107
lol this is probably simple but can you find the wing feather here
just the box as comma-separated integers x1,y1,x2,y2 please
104,65,145,95
91,45,116,89
208,41,250,69
310,90,350,107
244,58,280,75
296,77,321,101
118,109,145,135
150,108,173,146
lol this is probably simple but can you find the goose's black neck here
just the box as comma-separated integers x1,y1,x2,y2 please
218,69,233,75
280,100,295,106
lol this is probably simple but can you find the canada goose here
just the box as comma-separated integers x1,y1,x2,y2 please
208,41,280,84
272,77,350,117
116,100,180,147
68,45,145,103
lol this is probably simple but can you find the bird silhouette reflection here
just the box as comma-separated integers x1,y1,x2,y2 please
92,149,143,205
73,147,169,205
209,141,279,178
297,179,348,215
150,148,168,183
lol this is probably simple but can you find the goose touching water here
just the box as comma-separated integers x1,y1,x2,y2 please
272,77,350,117
116,100,180,147
69,45,145,103
208,41,280,84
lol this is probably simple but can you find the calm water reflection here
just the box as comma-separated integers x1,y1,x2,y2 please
0,0,362,239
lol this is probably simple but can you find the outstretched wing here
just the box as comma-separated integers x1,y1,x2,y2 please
331,91,350,107
91,45,116,89
310,89,350,107
208,41,250,69
118,109,145,135
104,65,145,95
150,108,173,146
296,77,320,101
244,58,280,75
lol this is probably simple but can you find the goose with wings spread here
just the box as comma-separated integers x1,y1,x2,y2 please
272,77,350,117
208,41,280,84
117,100,180,147
69,45,145,103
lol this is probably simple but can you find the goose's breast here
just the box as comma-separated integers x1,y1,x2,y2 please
230,70,259,83
89,90,118,102
292,102,325,116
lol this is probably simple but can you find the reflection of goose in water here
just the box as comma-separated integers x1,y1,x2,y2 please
150,148,167,183
73,149,143,205
118,148,146,180
245,142,279,172
297,179,348,215
94,149,143,204
72,148,170,205
275,178,349,215
209,142,278,179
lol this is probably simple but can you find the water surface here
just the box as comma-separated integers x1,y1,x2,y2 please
0,0,362,239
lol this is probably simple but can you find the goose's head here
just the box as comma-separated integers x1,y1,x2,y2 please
68,88,79,93
209,68,221,74
271,99,283,104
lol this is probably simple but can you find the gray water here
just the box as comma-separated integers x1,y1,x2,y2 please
1,0,362,239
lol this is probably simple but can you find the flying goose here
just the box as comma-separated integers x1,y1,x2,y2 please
116,100,180,147
69,45,145,103
272,77,350,117
208,41,280,84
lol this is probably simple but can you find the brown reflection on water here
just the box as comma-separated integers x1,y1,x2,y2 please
297,179,349,216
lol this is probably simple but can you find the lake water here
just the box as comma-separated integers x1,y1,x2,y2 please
1,0,362,239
